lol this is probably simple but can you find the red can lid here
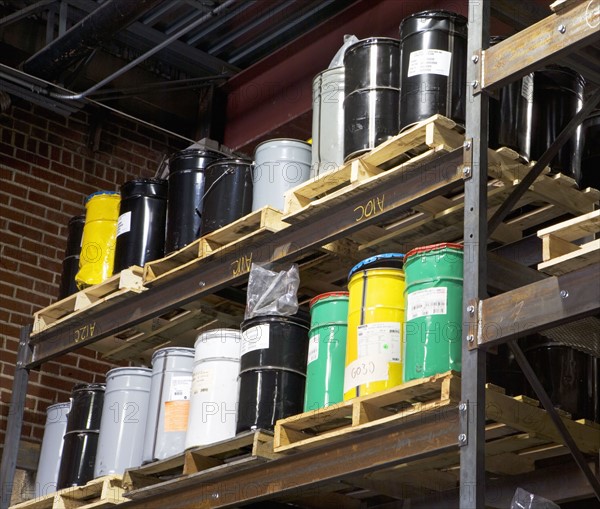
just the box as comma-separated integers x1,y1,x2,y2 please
405,242,463,260
309,291,349,308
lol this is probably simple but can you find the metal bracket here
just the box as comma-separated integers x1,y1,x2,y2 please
462,139,474,180
466,298,479,350
458,401,469,447
471,49,483,96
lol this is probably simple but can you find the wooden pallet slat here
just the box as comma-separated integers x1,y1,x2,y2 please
9,476,125,509
537,210,600,275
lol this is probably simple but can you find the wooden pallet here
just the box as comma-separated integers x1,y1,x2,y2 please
143,206,287,285
10,476,125,509
537,209,600,275
283,114,464,219
274,372,600,455
123,430,276,494
32,268,144,336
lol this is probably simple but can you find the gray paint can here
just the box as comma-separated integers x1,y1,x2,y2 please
35,402,70,497
252,139,312,212
142,347,194,462
94,367,152,476
312,67,345,175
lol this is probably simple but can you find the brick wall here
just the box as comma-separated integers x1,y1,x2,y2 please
0,98,186,450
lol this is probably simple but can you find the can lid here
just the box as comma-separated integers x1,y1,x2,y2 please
254,138,312,153
151,346,195,362
170,148,225,160
68,215,85,225
84,190,119,203
309,291,349,308
106,366,152,378
72,382,106,392
401,9,468,25
47,401,71,410
405,242,463,261
206,157,253,168
348,253,404,280
120,178,168,198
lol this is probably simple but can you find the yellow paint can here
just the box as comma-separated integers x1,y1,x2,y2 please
344,253,405,400
76,191,120,289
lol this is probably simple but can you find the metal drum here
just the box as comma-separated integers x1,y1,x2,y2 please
343,38,401,161
344,254,405,401
488,36,522,154
165,149,224,253
94,368,152,476
304,292,348,411
57,383,105,489
142,347,194,462
312,66,345,175
114,178,168,273
524,338,599,422
58,215,85,299
200,158,253,236
185,329,241,448
518,65,585,179
75,191,120,288
35,402,70,497
252,139,312,212
237,315,309,432
581,111,600,190
399,10,468,130
403,243,463,381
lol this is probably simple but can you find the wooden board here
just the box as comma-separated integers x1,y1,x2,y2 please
9,476,125,509
32,268,144,336
538,210,600,275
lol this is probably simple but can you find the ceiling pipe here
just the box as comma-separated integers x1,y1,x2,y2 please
21,0,167,81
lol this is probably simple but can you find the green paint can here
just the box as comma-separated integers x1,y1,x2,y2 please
403,243,463,380
304,292,349,411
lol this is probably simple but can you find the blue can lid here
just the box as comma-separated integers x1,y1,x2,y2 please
348,253,405,280
85,190,119,203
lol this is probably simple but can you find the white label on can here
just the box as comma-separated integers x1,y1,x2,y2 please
357,322,401,362
192,368,214,395
168,375,192,401
406,287,448,321
407,49,452,77
521,74,534,103
307,334,320,365
116,211,131,237
343,355,390,393
241,324,270,356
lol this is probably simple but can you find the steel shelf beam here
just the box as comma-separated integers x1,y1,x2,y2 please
28,150,464,368
482,0,600,90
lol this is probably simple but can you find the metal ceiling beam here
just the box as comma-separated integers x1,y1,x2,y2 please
22,0,166,80
0,0,55,28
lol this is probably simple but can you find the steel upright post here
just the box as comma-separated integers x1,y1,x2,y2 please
460,2,489,507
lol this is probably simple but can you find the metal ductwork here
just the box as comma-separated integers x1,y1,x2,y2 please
21,0,167,81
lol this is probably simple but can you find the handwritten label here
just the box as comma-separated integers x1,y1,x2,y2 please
231,252,253,277
354,195,385,222
74,322,96,343
343,354,390,393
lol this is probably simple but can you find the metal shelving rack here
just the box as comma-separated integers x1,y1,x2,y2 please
1,1,599,508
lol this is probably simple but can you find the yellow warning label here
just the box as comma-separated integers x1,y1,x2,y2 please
164,400,190,432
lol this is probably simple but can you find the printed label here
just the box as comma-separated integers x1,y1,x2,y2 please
191,368,214,395
357,322,401,362
164,400,189,432
116,211,131,237
168,375,192,401
521,74,534,103
406,287,448,321
343,355,390,394
241,323,270,356
407,49,452,77
307,334,320,365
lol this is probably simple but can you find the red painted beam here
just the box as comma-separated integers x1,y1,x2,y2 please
223,0,471,154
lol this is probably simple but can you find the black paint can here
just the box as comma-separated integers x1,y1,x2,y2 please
399,10,468,130
200,158,253,236
114,178,168,273
237,315,309,432
57,383,105,488
580,111,600,190
58,215,85,300
165,149,224,253
518,66,585,179
343,37,401,161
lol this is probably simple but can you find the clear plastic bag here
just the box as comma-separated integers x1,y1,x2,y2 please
510,488,560,509
328,34,359,68
245,263,300,319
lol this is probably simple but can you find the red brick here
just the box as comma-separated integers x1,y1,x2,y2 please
14,149,50,169
12,120,31,136
0,142,14,157
59,365,96,384
16,263,54,283
49,184,82,204
3,297,33,316
0,180,28,199
33,280,57,295
30,168,67,187
6,198,47,219
39,374,77,393
7,221,43,242
3,245,39,267
77,356,116,374
28,382,63,402
14,172,50,193
28,190,62,211
15,289,51,309
0,323,20,339
8,312,32,327
21,238,58,259
0,283,14,298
